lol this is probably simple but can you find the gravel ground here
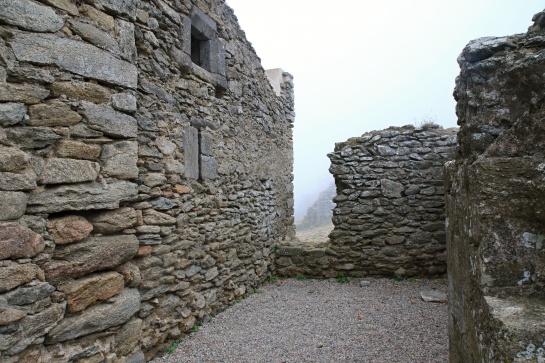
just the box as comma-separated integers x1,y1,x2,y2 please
295,223,334,244
151,277,448,363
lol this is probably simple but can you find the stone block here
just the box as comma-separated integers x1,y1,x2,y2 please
0,168,38,191
0,147,29,172
111,92,137,113
50,81,111,103
100,141,139,179
191,7,217,40
0,83,49,104
27,180,138,214
46,288,140,343
39,158,99,184
115,262,141,288
0,103,27,126
44,235,139,283
28,100,82,127
142,209,176,226
200,131,213,156
117,19,137,62
58,271,125,312
114,318,142,356
52,140,102,160
0,191,27,221
46,215,93,245
0,222,45,260
184,125,199,179
380,179,404,198
79,4,115,30
6,127,61,149
87,207,137,234
0,0,64,32
41,0,79,16
0,262,39,292
68,19,119,54
0,308,26,326
81,102,138,138
93,0,136,20
4,281,55,305
200,155,217,180
12,33,137,88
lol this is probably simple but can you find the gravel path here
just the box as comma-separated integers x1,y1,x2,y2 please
151,278,448,363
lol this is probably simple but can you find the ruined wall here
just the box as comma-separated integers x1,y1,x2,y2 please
277,126,456,278
0,0,295,362
447,10,545,363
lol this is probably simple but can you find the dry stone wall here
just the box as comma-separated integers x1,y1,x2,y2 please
277,126,456,278
447,10,545,363
0,0,295,362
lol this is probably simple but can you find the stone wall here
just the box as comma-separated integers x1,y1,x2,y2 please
277,125,456,278
447,10,545,363
0,1,295,362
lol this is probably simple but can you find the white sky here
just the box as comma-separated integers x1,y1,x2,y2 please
225,0,544,218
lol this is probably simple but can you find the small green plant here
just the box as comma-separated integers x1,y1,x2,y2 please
395,275,405,281
273,244,281,253
253,288,263,294
233,299,242,304
296,274,307,281
336,272,352,283
167,338,183,354
191,325,199,333
267,275,279,283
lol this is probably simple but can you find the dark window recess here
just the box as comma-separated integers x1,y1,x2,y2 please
191,32,203,66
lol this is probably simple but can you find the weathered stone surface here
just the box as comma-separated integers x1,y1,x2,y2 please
0,168,38,191
58,271,124,312
142,209,176,225
111,92,137,113
6,127,61,149
38,158,99,184
0,83,49,104
381,179,404,198
81,102,138,138
0,222,45,260
44,235,138,283
100,141,138,178
50,81,111,103
46,215,93,245
68,19,119,54
46,288,140,343
184,125,199,179
12,33,137,88
0,192,27,221
28,100,81,127
52,140,102,160
0,0,64,32
78,4,115,30
87,207,137,234
8,302,65,355
27,181,138,213
0,103,27,126
114,318,142,356
420,290,447,303
116,19,137,62
40,0,79,16
93,0,136,19
0,262,38,292
0,147,29,172
4,281,55,305
0,308,26,326
115,262,141,288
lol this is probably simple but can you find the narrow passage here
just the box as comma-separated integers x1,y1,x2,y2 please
152,278,447,363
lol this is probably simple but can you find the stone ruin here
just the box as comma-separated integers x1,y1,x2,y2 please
447,10,545,362
278,125,457,278
0,0,544,362
0,0,294,361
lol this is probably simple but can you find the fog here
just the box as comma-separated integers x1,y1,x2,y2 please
226,0,544,218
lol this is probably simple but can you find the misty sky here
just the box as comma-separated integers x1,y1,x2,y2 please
225,0,544,219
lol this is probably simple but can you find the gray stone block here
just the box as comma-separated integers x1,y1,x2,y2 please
0,0,64,33
93,0,136,20
0,169,37,191
200,155,217,180
68,19,119,54
191,7,217,40
27,181,138,214
100,141,139,179
200,131,213,156
111,92,137,113
0,192,28,221
39,158,99,184
0,103,27,126
0,83,50,104
6,127,62,149
117,19,137,62
81,102,138,138
12,33,137,88
184,125,199,179
46,288,140,343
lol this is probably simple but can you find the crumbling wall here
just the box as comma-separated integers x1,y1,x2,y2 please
447,10,545,363
0,0,295,362
277,126,456,278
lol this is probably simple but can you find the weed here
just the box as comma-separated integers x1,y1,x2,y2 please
191,325,199,333
233,299,242,304
336,272,352,283
267,275,279,283
296,274,307,281
253,288,263,294
395,275,405,281
273,244,281,253
167,338,183,354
